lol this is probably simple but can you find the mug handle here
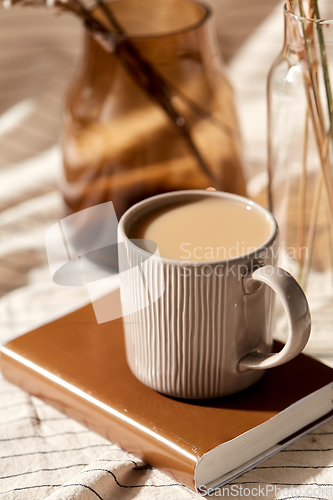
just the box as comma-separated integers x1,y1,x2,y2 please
238,265,311,371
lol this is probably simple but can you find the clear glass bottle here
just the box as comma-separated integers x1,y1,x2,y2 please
268,0,333,355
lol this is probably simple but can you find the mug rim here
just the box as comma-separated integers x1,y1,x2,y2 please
118,190,278,266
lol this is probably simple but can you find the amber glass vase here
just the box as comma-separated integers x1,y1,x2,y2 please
61,0,246,221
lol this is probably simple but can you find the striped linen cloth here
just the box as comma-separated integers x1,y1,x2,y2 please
1,1,333,499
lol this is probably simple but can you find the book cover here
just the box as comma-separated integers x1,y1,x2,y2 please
1,293,333,492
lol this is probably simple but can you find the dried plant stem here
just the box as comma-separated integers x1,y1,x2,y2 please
66,0,106,31
115,41,215,180
300,56,333,216
297,0,326,135
300,172,322,289
283,0,333,291
312,0,333,143
91,0,215,184
285,2,325,141
300,126,332,288
286,1,333,228
95,0,123,33
95,0,232,132
296,108,309,280
267,93,274,213
305,81,333,242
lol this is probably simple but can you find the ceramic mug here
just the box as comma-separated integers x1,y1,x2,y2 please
118,190,311,399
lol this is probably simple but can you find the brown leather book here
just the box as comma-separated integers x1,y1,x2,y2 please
1,297,333,493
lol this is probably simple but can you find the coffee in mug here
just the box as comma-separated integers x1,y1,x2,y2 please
129,197,272,261
118,190,311,399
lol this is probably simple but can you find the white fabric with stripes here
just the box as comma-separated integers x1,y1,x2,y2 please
1,2,333,499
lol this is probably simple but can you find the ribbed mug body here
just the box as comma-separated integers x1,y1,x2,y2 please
118,190,278,399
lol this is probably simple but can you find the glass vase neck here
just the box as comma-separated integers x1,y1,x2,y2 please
283,2,333,55
83,9,220,74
